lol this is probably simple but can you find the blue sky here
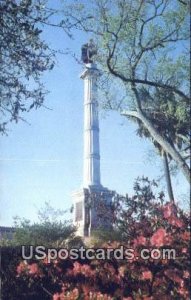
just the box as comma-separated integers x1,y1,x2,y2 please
0,7,189,226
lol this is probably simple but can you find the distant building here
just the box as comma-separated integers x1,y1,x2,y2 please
0,226,15,240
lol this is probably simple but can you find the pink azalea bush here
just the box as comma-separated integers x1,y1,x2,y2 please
14,201,190,300
2,179,190,299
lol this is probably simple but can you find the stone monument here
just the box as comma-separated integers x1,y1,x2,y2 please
72,40,113,237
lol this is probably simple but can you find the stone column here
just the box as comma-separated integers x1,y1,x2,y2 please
80,63,101,188
72,62,114,237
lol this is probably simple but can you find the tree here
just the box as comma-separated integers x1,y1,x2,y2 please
137,85,190,201
162,149,175,202
106,177,178,239
88,177,170,240
0,202,83,247
129,86,190,202
60,0,190,182
0,0,70,134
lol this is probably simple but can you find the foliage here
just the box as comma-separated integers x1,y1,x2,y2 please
87,228,124,248
134,87,190,195
12,219,76,247
0,0,71,134
136,87,190,152
0,202,82,248
60,0,190,182
1,180,190,299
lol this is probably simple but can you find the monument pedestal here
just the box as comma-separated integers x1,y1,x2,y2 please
72,186,113,237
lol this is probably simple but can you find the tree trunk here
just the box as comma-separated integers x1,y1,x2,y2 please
121,110,190,183
162,150,175,203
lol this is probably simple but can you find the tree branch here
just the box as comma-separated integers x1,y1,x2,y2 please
106,61,189,101
121,108,190,183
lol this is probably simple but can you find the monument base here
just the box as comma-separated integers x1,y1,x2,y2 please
72,186,114,237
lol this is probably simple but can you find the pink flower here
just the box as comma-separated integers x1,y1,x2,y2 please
53,293,60,300
163,203,184,228
142,270,153,281
178,287,189,297
71,262,94,277
181,231,190,241
82,284,92,295
163,203,174,218
150,228,167,247
16,261,28,274
43,257,49,265
72,261,81,275
81,264,94,277
72,288,79,297
182,248,187,253
118,266,126,277
183,271,189,279
28,263,39,275
133,235,147,246
168,216,183,228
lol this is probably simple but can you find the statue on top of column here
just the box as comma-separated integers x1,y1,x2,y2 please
81,39,97,64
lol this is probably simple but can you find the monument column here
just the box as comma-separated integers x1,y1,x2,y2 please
80,63,101,188
72,41,114,237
